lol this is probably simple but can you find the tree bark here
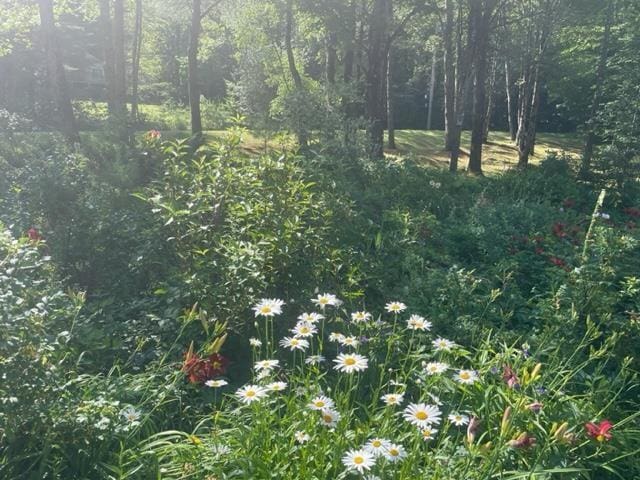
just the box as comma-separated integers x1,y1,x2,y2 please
285,0,308,149
581,0,614,176
483,55,497,143
365,0,391,159
98,0,116,115
426,45,437,131
443,0,456,154
387,47,395,149
131,0,143,123
113,0,127,118
468,0,496,175
188,0,202,138
504,59,516,141
38,0,80,144
325,32,337,85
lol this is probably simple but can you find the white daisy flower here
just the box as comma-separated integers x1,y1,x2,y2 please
292,321,317,338
385,301,407,313
432,337,456,351
205,379,228,388
341,449,374,474
333,353,368,373
319,408,341,428
329,332,345,343
407,314,432,331
364,438,391,457
252,298,285,317
254,359,279,372
249,338,262,347
120,406,141,424
448,413,469,426
305,354,326,365
338,335,360,348
256,369,271,380
294,431,310,443
266,381,287,392
235,384,268,404
381,393,405,406
384,443,407,462
308,395,335,411
454,369,479,385
351,311,372,323
424,361,449,375
403,403,442,428
311,293,339,308
298,312,324,323
279,336,310,351
421,426,438,441
211,443,231,456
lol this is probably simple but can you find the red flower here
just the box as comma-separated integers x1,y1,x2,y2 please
585,420,613,442
146,129,161,140
27,227,42,242
182,350,229,384
552,222,566,238
549,256,566,268
502,365,520,389
623,207,640,218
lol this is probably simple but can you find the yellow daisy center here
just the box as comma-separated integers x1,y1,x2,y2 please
246,390,256,397
322,414,333,423
353,456,364,465
416,411,429,420
344,357,356,366
460,372,471,380
319,298,328,304
390,449,399,456
315,401,325,407
260,306,272,314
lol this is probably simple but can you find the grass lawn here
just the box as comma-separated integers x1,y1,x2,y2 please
385,130,581,173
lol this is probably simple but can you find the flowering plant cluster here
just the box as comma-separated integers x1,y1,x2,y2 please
145,293,638,479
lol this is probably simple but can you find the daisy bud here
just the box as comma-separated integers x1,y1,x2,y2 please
501,407,512,436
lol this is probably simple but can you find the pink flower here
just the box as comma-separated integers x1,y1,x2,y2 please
585,420,613,442
27,227,42,242
502,365,520,389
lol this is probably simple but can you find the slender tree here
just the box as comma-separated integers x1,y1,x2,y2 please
37,0,79,144
426,45,437,130
112,0,127,118
131,0,143,123
98,0,116,115
188,0,203,138
285,0,309,149
387,45,396,149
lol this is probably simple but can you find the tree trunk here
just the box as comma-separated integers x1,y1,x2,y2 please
468,0,494,175
98,0,116,115
581,0,614,176
387,47,395,149
426,45,437,131
38,0,80,144
483,55,497,143
443,0,456,154
365,0,390,159
113,0,127,118
131,0,143,123
343,0,356,84
188,0,202,138
325,32,337,85
285,0,308,149
504,59,516,141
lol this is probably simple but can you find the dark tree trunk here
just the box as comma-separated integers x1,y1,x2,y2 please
98,0,116,114
365,0,390,159
443,0,456,154
468,0,497,175
285,0,308,149
387,47,395,149
188,0,202,138
504,59,516,141
38,0,80,144
581,0,614,176
113,0,127,118
343,0,356,84
427,46,437,131
325,32,337,85
131,0,143,123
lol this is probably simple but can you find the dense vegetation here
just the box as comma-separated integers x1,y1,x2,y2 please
2,0,640,479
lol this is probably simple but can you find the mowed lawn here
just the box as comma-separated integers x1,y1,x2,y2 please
384,130,581,173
